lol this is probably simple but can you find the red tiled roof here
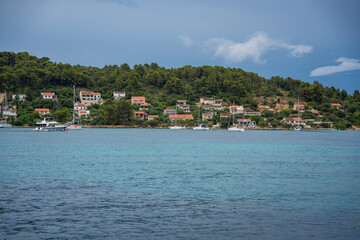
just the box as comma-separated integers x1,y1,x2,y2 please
75,104,87,107
35,108,50,111
202,112,213,116
42,92,54,96
134,111,145,114
237,119,252,122
148,115,159,118
132,96,145,100
79,111,88,114
140,103,149,106
169,114,193,119
331,103,342,106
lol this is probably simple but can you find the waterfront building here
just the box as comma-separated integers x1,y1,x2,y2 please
169,114,193,121
244,108,261,116
148,115,159,120
229,105,244,114
164,108,176,116
134,111,146,119
237,118,256,127
202,112,214,121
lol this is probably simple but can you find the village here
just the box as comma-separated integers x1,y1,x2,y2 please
0,89,346,130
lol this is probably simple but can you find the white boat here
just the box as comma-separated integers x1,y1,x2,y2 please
170,125,186,130
34,117,67,132
228,101,244,132
193,105,209,130
169,102,186,130
193,124,209,130
0,120,12,128
67,85,82,130
294,125,302,131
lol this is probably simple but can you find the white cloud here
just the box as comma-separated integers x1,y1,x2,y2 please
179,35,193,47
205,32,312,64
310,57,360,77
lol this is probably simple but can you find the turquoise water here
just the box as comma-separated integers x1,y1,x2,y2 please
1,128,360,239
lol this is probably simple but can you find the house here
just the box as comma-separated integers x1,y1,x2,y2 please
164,108,176,116
80,91,101,106
220,113,231,118
331,103,343,109
244,108,261,116
2,108,17,119
74,104,87,111
202,112,214,121
131,96,146,105
134,111,146,120
229,105,244,114
113,91,126,100
294,104,305,111
237,118,256,127
35,108,50,117
169,114,194,121
139,103,149,110
200,97,222,107
311,109,320,116
12,94,26,101
177,100,191,113
203,105,225,111
78,110,90,118
148,115,159,120
41,92,56,100
283,117,303,125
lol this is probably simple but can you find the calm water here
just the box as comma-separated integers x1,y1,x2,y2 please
0,128,360,239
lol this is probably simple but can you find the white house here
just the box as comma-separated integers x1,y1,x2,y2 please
12,94,26,101
229,105,244,114
80,91,101,106
41,92,56,100
113,91,126,100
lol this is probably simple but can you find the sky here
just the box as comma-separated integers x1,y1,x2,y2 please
0,0,359,93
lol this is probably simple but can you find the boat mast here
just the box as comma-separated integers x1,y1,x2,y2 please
175,102,177,126
73,85,75,124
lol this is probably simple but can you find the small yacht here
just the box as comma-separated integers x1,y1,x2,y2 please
34,117,67,132
0,120,12,128
193,124,209,130
228,126,245,132
170,125,186,130
67,85,82,130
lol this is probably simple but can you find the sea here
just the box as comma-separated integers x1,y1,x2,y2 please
0,128,359,239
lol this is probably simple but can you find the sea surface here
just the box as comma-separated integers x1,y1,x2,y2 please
0,128,360,239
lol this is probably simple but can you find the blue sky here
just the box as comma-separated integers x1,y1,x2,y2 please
1,0,359,93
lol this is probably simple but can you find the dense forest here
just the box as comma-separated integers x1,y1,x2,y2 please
1,51,360,129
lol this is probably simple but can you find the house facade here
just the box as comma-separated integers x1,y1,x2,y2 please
113,91,126,100
237,118,256,127
220,113,231,118
80,91,101,106
244,108,260,116
12,94,26,101
74,104,87,111
203,105,225,111
200,97,222,107
131,96,146,105
283,117,303,125
78,110,90,118
134,111,146,119
35,108,50,117
331,103,343,109
148,115,159,120
229,105,244,114
177,100,191,113
41,92,56,100
202,112,214,121
294,104,305,111
164,108,176,116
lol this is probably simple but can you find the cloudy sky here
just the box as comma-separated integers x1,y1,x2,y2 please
1,0,359,93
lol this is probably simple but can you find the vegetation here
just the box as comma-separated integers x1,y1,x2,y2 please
1,52,359,129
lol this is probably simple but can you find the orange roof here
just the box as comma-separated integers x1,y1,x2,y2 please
42,92,54,95
140,103,149,106
331,103,342,106
114,91,125,94
79,111,88,114
75,104,87,107
35,108,50,111
134,111,145,114
295,104,304,106
237,119,252,121
148,115,159,118
202,112,213,116
177,100,186,102
132,96,145,100
169,114,194,119
292,117,302,121
81,91,100,95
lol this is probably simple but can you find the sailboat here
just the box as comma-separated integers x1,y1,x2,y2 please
170,102,186,130
228,102,244,132
294,95,302,131
67,85,82,130
193,105,209,130
0,90,12,128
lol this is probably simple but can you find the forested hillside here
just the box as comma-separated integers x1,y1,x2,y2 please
1,51,359,128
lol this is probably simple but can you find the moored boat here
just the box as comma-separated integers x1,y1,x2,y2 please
193,124,209,130
34,117,66,132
